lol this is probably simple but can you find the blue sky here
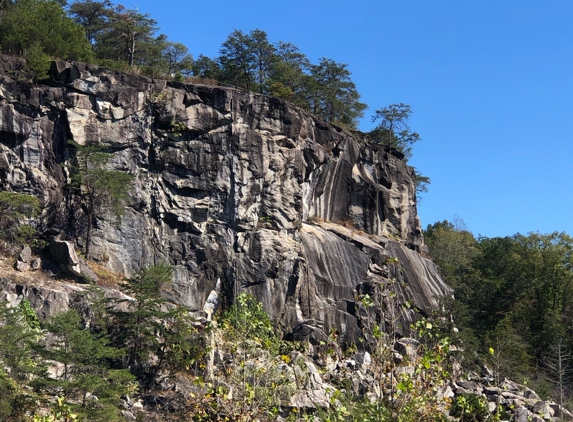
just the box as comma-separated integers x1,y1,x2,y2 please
124,0,573,238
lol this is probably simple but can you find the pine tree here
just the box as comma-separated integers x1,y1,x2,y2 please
41,309,135,421
67,141,134,259
106,264,201,389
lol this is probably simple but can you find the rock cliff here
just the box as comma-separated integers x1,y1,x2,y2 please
0,55,452,344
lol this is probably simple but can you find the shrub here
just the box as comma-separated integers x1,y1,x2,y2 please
0,191,40,251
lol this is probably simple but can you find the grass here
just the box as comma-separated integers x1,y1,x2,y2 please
89,261,125,288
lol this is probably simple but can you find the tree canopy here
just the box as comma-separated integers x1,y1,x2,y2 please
425,220,573,395
370,103,421,159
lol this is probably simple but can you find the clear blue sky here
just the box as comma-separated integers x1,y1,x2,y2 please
122,0,573,238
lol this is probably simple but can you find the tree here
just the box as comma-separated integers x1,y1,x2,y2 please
68,0,112,45
308,57,366,128
414,169,431,197
41,309,135,421
94,4,157,66
0,299,43,420
0,191,40,247
544,340,573,417
217,28,277,93
192,54,222,80
0,0,94,78
268,41,311,105
248,29,276,93
486,315,532,386
106,264,201,389
218,29,256,90
162,41,193,77
370,103,421,159
68,142,134,259
424,218,480,290
140,36,193,79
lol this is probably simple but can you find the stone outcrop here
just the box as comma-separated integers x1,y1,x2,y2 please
450,378,573,421
0,55,452,343
49,237,97,282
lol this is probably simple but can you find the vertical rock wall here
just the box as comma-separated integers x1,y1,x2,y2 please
0,56,452,343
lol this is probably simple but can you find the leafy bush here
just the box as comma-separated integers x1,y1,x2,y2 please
449,394,492,422
222,292,278,351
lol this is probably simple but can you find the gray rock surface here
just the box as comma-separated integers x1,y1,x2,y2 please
0,55,452,343
49,238,98,282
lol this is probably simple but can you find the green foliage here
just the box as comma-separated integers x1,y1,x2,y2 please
0,299,43,420
218,29,275,93
0,191,40,247
40,309,135,421
0,0,94,67
191,54,222,80
68,0,112,45
449,393,492,422
33,396,79,422
194,29,366,129
426,219,573,407
24,42,52,81
486,315,532,385
267,41,311,105
67,141,134,258
222,292,278,352
93,4,157,66
18,298,41,331
370,103,421,160
307,58,367,128
194,293,295,421
106,264,202,389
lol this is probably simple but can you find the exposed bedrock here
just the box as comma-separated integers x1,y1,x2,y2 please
0,55,452,343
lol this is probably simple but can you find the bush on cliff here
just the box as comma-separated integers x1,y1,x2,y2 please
0,191,40,253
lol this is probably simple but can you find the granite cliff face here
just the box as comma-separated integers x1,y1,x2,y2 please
0,55,452,344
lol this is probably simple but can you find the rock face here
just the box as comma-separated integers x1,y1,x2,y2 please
0,55,452,343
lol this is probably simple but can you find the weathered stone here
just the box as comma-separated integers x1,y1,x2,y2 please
548,404,573,421
531,400,554,419
18,245,32,263
121,410,137,421
49,238,97,282
515,407,531,422
354,351,371,367
15,260,30,272
524,388,541,400
456,380,483,394
394,338,419,358
30,257,41,270
0,55,452,345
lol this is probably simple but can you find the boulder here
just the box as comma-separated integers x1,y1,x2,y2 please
49,238,97,282
19,245,32,263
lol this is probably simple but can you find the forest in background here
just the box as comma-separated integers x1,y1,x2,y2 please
425,219,573,407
